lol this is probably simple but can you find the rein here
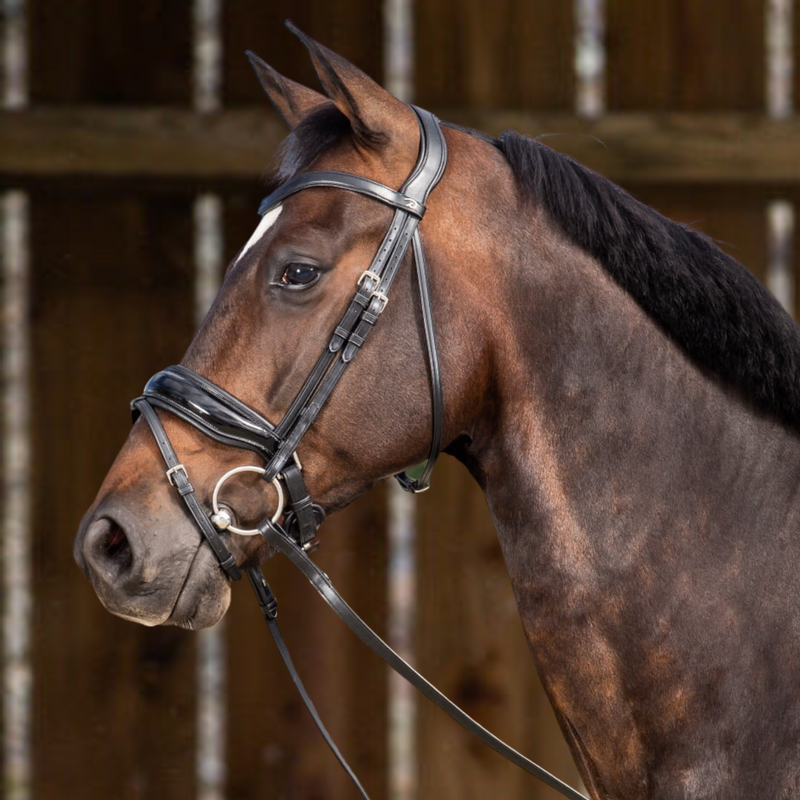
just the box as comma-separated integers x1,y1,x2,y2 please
131,106,587,800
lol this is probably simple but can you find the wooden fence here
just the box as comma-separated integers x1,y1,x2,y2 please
0,1,795,799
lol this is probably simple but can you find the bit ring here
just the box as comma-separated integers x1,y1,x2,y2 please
211,466,284,536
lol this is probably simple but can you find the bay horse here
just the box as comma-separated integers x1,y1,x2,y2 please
74,24,800,800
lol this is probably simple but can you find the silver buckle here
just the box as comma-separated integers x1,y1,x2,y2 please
166,464,187,486
371,291,389,313
358,270,381,288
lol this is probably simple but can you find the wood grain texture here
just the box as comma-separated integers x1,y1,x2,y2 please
6,109,800,186
222,194,390,800
29,189,197,800
416,458,584,800
222,0,383,107
607,0,764,112
27,3,198,798
27,1,192,106
607,0,768,291
415,0,573,111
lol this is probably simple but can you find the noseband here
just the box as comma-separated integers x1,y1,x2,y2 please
130,107,586,800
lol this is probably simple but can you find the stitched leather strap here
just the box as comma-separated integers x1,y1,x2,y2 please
395,228,443,492
279,462,321,547
260,171,424,218
132,399,242,581
258,521,588,800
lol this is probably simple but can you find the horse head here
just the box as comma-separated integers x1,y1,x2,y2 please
73,25,510,629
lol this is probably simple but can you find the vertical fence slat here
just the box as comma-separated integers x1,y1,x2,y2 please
607,0,764,112
221,13,389,798
415,1,574,112
26,3,197,799
606,0,769,284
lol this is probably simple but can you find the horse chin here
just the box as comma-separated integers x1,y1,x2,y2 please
164,546,232,630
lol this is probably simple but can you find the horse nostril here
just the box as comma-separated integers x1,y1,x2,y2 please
104,523,131,565
83,517,135,582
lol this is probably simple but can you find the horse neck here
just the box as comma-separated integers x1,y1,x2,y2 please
461,215,800,793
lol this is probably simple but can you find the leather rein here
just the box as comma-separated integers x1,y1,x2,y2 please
131,106,587,800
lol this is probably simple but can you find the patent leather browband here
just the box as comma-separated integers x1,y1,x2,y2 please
130,105,586,800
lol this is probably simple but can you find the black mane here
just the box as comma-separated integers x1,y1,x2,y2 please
497,129,800,432
276,110,800,432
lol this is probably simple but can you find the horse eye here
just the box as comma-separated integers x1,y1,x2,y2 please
281,263,320,287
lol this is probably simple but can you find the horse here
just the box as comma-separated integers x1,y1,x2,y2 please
73,23,800,800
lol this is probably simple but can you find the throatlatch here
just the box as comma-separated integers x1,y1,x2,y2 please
131,106,587,800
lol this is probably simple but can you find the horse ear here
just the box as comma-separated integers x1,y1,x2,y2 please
285,20,418,149
246,50,327,130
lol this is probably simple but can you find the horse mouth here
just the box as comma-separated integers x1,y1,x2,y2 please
165,542,232,630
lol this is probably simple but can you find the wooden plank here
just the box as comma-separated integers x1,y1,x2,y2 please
27,1,191,105
26,3,198,799
607,0,764,111
222,0,383,106
606,0,769,283
416,458,584,799
415,1,574,111
5,109,800,185
221,193,389,800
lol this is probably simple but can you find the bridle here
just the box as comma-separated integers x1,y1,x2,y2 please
131,106,587,800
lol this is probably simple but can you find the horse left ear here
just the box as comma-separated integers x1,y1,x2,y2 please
246,50,328,130
285,20,419,151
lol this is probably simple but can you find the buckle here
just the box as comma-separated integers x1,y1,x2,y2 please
371,291,389,313
358,270,381,288
165,464,187,486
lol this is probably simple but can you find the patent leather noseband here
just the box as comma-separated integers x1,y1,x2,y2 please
130,106,586,800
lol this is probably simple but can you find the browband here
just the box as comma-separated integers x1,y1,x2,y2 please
259,171,425,218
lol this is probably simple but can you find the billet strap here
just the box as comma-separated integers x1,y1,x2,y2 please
132,399,242,581
258,520,588,800
246,568,369,800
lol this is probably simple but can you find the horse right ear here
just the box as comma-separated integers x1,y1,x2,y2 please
246,51,327,130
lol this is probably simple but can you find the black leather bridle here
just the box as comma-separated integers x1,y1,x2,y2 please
131,107,586,800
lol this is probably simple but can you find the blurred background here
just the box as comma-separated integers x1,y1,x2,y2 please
0,1,796,799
